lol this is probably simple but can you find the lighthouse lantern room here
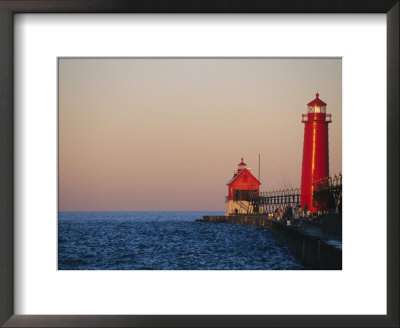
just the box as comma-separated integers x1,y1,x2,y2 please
300,93,332,213
225,158,261,215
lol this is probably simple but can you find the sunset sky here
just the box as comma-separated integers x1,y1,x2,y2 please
59,58,341,211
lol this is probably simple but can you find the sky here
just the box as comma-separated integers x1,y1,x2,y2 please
58,58,341,211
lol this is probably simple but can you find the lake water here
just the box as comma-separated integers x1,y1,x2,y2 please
58,211,305,270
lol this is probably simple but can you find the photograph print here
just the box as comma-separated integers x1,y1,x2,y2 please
58,58,342,270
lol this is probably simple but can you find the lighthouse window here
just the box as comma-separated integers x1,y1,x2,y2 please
233,190,258,201
308,105,326,113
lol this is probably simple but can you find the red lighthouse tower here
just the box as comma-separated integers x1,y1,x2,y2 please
300,93,332,213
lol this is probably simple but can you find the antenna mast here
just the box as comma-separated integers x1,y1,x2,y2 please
258,153,260,181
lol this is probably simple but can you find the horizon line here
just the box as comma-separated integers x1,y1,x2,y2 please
58,210,225,213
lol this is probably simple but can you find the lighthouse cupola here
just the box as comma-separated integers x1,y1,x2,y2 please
300,92,332,213
307,92,326,113
234,157,247,174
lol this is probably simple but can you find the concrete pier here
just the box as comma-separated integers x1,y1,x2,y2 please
201,214,342,270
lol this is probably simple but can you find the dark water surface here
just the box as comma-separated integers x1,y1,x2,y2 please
58,211,305,270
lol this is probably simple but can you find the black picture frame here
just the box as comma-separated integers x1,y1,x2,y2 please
0,1,398,327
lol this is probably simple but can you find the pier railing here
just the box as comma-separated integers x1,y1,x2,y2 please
248,188,301,213
312,173,342,213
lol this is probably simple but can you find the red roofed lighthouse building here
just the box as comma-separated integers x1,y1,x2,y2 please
300,93,332,213
225,158,261,215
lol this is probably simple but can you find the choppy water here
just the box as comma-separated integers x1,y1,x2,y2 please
58,211,305,270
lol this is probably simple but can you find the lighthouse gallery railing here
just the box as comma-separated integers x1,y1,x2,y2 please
301,113,332,123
